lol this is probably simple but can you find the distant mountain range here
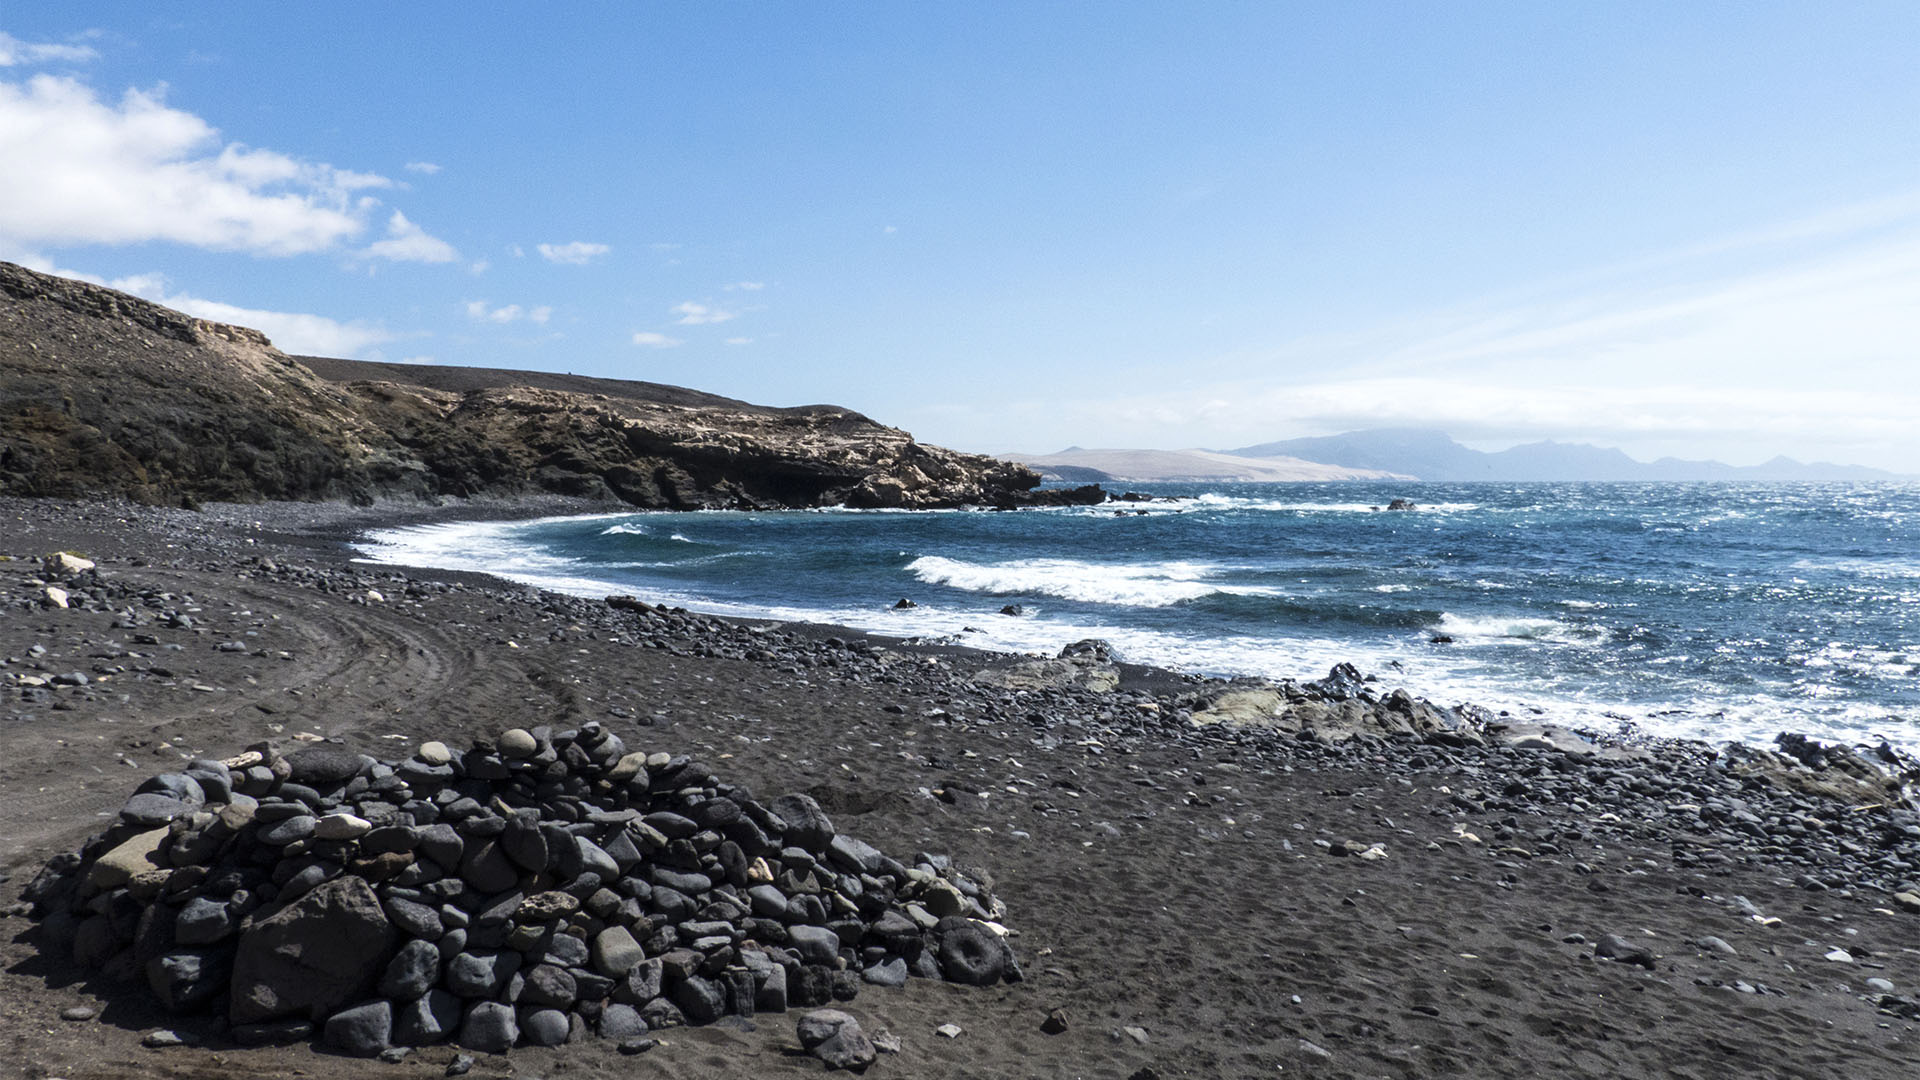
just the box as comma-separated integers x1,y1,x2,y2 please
1229,428,1908,483
1002,447,1407,483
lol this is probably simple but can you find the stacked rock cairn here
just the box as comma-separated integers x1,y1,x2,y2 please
21,722,1019,1055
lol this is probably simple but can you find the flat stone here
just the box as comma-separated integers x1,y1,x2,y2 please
147,949,230,1012
518,890,579,921
599,1002,649,1040
456,1001,518,1053
1593,934,1656,971
257,815,316,846
591,925,646,977
444,950,521,999
89,828,171,890
380,938,442,1001
322,999,393,1058
417,741,453,767
862,958,908,988
287,748,366,785
232,1018,315,1046
458,838,519,893
121,793,197,828
313,813,372,841
393,989,462,1046
788,925,842,966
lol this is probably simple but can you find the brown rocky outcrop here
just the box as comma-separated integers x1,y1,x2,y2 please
0,261,1100,510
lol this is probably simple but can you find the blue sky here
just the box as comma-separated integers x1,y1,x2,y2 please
3,4,1918,470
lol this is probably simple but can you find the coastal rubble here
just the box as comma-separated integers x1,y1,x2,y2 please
5,497,1920,1078
20,724,1018,1055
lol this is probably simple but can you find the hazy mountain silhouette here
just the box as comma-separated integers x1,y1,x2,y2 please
1229,428,1905,482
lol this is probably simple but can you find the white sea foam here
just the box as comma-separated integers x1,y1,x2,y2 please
906,555,1286,607
1435,612,1589,643
1188,493,1482,514
354,509,1920,752
600,522,651,536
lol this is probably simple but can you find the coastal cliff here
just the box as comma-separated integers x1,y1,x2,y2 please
0,261,1084,510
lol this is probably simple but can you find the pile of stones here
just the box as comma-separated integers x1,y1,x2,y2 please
21,723,1018,1056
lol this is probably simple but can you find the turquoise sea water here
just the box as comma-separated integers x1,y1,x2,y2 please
358,482,1920,748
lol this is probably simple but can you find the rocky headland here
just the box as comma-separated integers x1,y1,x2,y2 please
0,260,1096,511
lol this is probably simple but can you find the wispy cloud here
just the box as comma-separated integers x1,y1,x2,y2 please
631,331,682,348
724,336,753,346
723,280,764,291
361,210,457,263
403,160,441,175
466,300,551,325
949,192,1920,469
537,240,610,265
0,31,99,66
671,300,736,325
103,272,392,357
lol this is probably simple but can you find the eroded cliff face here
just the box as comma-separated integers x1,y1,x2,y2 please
0,261,1082,510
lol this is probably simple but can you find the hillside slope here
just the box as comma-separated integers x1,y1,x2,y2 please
0,261,1078,510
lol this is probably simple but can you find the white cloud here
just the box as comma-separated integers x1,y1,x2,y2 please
105,272,392,357
465,299,550,324
724,336,753,346
468,258,490,275
508,243,525,258
403,161,441,174
631,331,682,348
361,210,457,263
723,280,764,291
0,73,435,258
0,31,98,66
400,355,437,365
537,240,610,265
671,300,736,325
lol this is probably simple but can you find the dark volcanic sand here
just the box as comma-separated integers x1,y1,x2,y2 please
1,496,1917,1080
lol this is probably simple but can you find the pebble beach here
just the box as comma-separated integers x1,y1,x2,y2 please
3,494,1918,1080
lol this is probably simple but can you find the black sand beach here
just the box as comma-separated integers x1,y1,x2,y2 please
3,495,1918,1080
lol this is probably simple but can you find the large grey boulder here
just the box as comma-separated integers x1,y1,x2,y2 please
229,876,398,1023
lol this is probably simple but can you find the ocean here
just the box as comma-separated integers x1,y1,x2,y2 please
356,482,1920,749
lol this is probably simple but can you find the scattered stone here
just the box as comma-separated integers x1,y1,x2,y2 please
799,1009,877,1071
936,1022,963,1038
60,1005,96,1021
1041,1007,1068,1034
445,1053,475,1076
142,1029,188,1049
1594,934,1656,970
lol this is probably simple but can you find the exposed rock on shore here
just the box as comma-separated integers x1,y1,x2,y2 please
0,261,1095,511
21,724,1016,1055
